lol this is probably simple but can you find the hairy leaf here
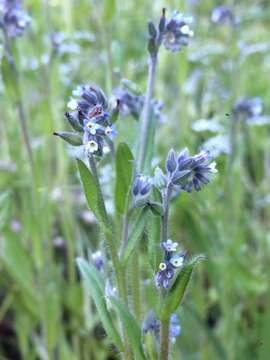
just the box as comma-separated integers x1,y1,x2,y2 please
159,255,205,320
121,207,149,265
110,297,146,360
77,159,108,227
76,258,123,351
115,143,134,213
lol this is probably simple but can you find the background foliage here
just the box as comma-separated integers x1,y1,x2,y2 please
1,0,270,359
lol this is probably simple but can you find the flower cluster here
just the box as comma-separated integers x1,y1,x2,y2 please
233,97,263,120
154,148,217,193
143,310,181,343
55,84,117,156
113,83,165,122
155,239,186,288
113,86,144,120
0,0,31,38
147,9,193,56
211,6,239,26
162,11,194,52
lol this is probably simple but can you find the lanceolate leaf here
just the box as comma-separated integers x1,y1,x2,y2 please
121,207,149,265
76,258,123,351
110,297,146,360
77,159,108,227
159,255,205,321
115,143,134,213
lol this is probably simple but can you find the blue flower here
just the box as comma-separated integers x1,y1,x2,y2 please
0,0,31,38
234,97,263,119
169,314,181,343
211,6,236,25
142,310,160,336
83,119,101,135
142,311,181,344
162,11,193,52
105,125,117,139
92,251,104,271
161,239,178,253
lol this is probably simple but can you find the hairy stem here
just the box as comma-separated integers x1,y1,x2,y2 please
138,54,157,172
130,54,158,321
160,318,170,360
159,184,172,360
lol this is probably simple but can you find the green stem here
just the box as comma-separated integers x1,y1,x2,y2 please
88,156,131,359
159,184,172,360
138,54,158,173
159,318,170,360
130,53,158,321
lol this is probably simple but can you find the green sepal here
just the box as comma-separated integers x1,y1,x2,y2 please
54,131,82,146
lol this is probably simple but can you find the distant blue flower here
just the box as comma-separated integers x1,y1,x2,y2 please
142,310,160,336
169,314,181,343
162,11,193,52
211,6,236,25
113,87,144,119
0,0,31,38
234,97,263,119
92,250,104,271
143,311,181,344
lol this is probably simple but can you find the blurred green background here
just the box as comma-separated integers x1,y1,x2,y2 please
1,0,270,359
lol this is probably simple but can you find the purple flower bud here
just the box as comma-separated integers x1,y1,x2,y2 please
92,251,104,271
166,149,177,174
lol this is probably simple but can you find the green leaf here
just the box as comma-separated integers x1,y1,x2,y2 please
110,296,146,360
115,143,134,213
76,258,123,351
54,131,82,146
146,201,164,216
121,207,149,265
103,0,116,23
159,255,205,320
77,159,108,227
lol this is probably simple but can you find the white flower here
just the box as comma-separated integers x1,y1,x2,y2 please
209,161,218,173
85,140,98,153
67,98,78,110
